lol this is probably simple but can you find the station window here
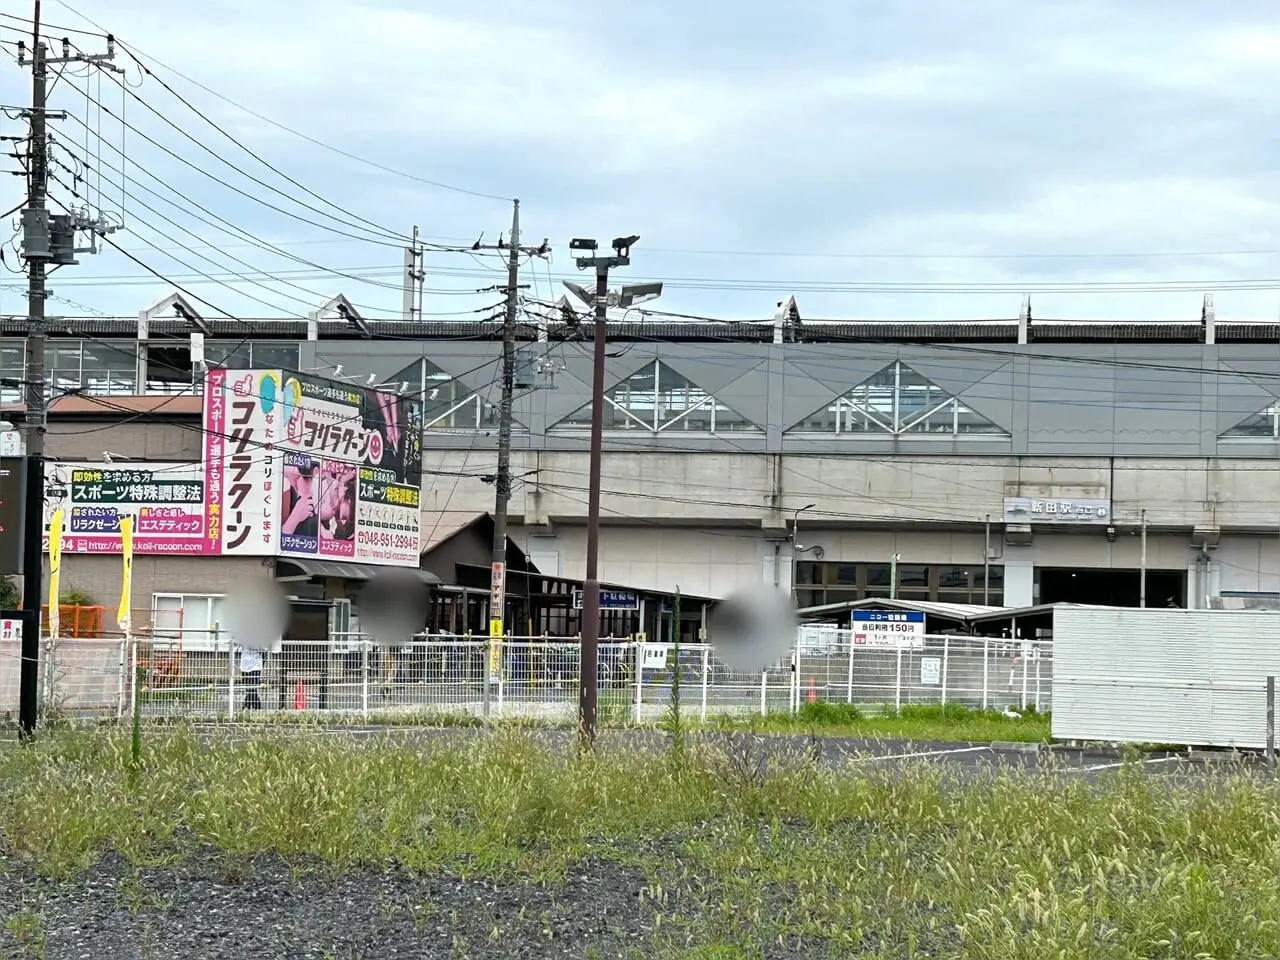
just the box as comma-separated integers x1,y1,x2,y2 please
795,562,1003,607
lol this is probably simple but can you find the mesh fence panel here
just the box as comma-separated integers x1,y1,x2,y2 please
6,628,1054,726
797,634,1054,713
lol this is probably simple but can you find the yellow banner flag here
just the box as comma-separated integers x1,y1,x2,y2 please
47,508,63,639
117,514,134,633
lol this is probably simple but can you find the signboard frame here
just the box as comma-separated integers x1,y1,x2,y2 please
199,367,425,566
571,587,640,611
0,457,22,576
1002,496,1110,526
851,609,926,649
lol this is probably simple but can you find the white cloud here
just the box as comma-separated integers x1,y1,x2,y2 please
8,0,1280,325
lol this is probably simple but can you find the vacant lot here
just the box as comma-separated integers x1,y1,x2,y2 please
1,728,1277,958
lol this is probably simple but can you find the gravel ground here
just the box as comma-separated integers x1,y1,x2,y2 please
1,729,1256,957
0,848,693,959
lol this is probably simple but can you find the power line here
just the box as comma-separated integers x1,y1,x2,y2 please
0,11,104,38
38,0,511,203
48,146,425,318
35,257,1280,296
54,76,411,248
56,110,490,296
276,229,1280,266
50,168,344,318
110,44,416,247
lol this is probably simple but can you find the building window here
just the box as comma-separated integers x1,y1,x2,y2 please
151,593,228,651
27,339,139,398
796,561,1004,608
1222,403,1280,439
0,341,23,404
203,341,301,372
787,361,1006,437
553,360,761,434
409,358,512,433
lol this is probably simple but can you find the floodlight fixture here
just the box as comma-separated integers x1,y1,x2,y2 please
569,238,598,251
562,280,595,305
617,282,663,308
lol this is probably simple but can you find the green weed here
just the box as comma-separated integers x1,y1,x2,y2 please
2,728,1277,956
712,700,1052,742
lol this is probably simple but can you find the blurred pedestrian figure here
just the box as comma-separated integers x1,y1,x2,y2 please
240,645,263,710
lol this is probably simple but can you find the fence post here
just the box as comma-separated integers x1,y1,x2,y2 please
981,637,989,711
128,632,138,726
894,645,903,713
759,669,767,717
783,650,793,716
496,638,506,717
700,646,709,721
360,641,370,720
482,637,492,720
227,633,236,722
1020,643,1029,710
116,636,127,720
1267,675,1275,766
41,637,53,709
941,635,949,707
633,642,643,724
845,639,855,704
1033,647,1041,712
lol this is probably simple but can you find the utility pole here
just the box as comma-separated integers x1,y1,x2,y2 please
401,225,424,323
14,4,119,737
564,235,657,749
472,200,547,640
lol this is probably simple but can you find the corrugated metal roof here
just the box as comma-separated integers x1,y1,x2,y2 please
1,395,203,416
9,316,1280,343
419,511,487,553
797,597,1000,620
797,597,1108,624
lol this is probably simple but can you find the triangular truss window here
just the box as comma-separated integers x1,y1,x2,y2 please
1221,402,1280,438
789,361,1006,436
554,361,760,433
395,358,518,433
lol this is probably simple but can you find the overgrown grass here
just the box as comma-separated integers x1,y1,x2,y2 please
711,700,1053,743
1,728,1279,955
74,698,1053,745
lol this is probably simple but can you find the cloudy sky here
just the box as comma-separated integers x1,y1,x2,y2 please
3,0,1280,324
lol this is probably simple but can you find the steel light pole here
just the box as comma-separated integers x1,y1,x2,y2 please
563,237,661,749
790,503,816,604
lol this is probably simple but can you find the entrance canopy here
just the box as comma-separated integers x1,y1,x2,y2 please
277,557,441,584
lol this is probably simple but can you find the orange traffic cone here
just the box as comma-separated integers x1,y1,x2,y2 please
293,678,307,711
807,679,818,704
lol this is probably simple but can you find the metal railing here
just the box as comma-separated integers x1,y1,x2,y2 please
1,631,1053,724
796,632,1052,714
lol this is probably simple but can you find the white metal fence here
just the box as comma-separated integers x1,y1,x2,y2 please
0,632,1052,725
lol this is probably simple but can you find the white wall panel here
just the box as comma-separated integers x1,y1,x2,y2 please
1053,607,1280,748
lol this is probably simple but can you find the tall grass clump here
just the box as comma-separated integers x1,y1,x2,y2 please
2,728,1280,955
721,700,1052,743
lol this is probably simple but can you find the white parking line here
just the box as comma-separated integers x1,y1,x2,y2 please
1076,755,1181,772
852,746,991,763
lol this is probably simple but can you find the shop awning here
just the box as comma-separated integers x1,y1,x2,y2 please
275,558,441,585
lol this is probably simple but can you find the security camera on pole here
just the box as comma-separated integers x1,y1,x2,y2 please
561,236,662,748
